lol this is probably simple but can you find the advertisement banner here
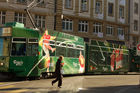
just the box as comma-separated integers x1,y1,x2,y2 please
0,27,11,36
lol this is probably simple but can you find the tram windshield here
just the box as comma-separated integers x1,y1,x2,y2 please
11,38,38,56
0,37,10,56
11,38,26,56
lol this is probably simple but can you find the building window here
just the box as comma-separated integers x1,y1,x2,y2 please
17,0,27,3
95,0,102,14
78,21,88,32
119,6,124,18
117,27,124,35
93,23,102,34
65,0,73,9
81,0,88,12
0,11,6,24
108,3,114,16
134,3,138,14
62,19,73,31
132,37,138,45
35,15,46,28
134,20,138,31
14,12,26,25
118,27,124,40
106,25,114,36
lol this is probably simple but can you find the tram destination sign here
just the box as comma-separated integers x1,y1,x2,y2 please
0,27,11,36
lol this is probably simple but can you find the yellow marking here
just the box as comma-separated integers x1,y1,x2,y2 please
0,83,4,85
0,85,14,89
9,89,29,93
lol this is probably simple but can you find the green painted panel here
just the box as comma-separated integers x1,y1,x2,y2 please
12,27,39,38
86,40,129,73
5,22,24,28
9,56,39,77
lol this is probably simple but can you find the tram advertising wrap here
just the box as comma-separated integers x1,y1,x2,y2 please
38,29,85,75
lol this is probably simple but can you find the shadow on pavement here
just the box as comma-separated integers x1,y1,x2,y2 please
78,85,140,93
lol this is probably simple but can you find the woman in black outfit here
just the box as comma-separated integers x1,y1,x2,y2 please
52,56,64,88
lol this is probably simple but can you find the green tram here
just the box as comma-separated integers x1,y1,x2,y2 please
0,22,39,78
85,40,129,74
0,22,85,79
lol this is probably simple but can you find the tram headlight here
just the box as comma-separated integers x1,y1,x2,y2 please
0,62,4,66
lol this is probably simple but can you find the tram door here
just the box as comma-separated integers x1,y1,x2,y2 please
0,27,11,72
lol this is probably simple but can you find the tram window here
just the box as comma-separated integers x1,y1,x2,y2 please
13,38,26,42
60,43,66,47
123,55,129,65
50,41,55,45
76,45,84,50
67,48,76,57
11,43,26,56
90,51,99,65
82,50,84,56
67,44,74,48
56,46,66,56
27,43,38,56
29,39,38,42
75,50,80,58
108,53,112,65
27,38,38,56
56,41,60,46
75,50,84,58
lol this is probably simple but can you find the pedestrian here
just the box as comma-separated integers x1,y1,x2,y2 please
52,56,64,88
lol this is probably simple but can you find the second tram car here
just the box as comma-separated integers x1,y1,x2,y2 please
85,40,129,74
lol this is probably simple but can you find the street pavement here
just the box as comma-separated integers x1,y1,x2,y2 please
79,75,140,93
0,75,140,93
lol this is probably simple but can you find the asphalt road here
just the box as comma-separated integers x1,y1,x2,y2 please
0,75,140,93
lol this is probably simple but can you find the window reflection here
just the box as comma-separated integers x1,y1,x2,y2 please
11,43,26,56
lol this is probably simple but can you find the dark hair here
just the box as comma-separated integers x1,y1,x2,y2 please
59,56,63,60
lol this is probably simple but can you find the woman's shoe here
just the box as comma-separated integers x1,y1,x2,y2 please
58,86,61,88
52,82,53,86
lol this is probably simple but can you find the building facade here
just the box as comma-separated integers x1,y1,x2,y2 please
0,0,55,30
0,0,131,46
56,0,129,45
129,0,140,48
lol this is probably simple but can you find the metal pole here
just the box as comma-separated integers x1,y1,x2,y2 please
25,9,37,29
